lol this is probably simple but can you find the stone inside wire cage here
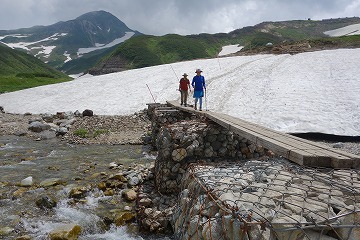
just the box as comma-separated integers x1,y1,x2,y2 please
173,160,360,240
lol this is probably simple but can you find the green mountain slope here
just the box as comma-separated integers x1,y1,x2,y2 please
90,17,360,75
229,17,360,49
89,34,226,74
0,44,71,92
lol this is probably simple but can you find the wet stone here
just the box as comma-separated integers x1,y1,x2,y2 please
35,195,57,209
39,178,64,187
49,223,81,240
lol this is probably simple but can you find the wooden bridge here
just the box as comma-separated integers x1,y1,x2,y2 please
166,101,359,169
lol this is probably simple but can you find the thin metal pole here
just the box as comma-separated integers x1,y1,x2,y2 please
146,84,156,103
170,65,179,80
205,89,208,111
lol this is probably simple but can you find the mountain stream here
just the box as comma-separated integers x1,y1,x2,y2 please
0,135,169,240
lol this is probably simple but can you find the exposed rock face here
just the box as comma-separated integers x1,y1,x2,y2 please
88,55,129,75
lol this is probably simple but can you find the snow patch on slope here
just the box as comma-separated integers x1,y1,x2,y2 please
324,23,360,36
0,48,359,136
77,32,135,55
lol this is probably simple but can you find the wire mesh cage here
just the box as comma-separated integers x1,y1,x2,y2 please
172,159,360,240
154,119,269,194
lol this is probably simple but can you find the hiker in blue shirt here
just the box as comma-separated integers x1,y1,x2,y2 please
191,69,206,111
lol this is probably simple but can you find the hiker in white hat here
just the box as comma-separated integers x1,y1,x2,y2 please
191,69,206,111
179,73,191,106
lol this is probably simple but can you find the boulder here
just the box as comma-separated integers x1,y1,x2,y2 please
56,112,66,119
74,110,81,117
14,130,28,136
122,189,137,201
41,113,54,123
35,195,57,209
57,127,69,136
139,198,152,207
12,188,28,198
98,182,107,191
128,176,140,186
108,173,127,182
20,176,33,187
103,189,115,196
82,109,93,117
69,186,89,199
40,178,64,187
172,148,187,162
0,227,14,236
114,211,136,226
59,118,76,127
15,235,32,240
49,223,81,240
28,121,51,132
39,130,57,140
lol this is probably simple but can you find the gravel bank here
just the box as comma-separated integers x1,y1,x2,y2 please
0,111,151,145
62,112,151,145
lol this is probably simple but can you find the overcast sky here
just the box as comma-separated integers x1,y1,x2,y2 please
0,0,359,35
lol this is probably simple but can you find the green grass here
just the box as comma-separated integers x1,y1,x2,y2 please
274,28,310,41
93,129,109,137
74,128,88,138
73,128,109,138
309,35,360,47
0,75,71,93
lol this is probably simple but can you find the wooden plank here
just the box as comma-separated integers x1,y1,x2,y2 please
156,106,177,109
218,113,360,160
212,113,322,151
255,136,304,165
297,139,360,160
209,112,359,160
155,109,179,112
189,109,334,166
331,157,355,169
299,149,333,168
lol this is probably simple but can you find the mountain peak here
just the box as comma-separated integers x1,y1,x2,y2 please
74,10,131,32
0,10,141,74
76,10,117,21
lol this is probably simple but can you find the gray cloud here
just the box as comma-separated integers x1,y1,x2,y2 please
0,0,359,35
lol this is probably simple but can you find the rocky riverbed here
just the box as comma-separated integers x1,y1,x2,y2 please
0,110,176,239
0,109,359,239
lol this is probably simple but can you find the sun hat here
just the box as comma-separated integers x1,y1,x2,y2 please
195,68,202,73
182,73,188,77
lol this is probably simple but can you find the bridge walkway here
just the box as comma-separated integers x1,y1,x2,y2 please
167,100,359,169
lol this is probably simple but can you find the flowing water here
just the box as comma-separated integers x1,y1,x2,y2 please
0,135,169,240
